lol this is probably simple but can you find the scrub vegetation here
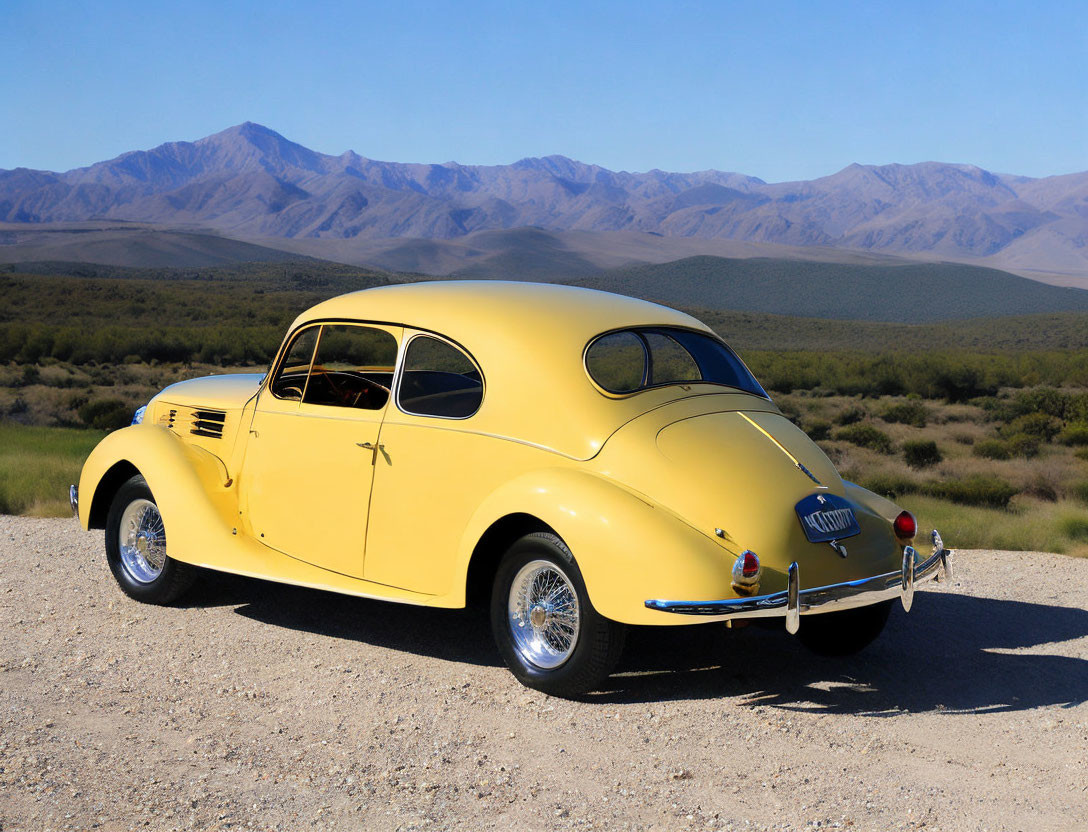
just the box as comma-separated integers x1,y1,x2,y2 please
2,265,1087,553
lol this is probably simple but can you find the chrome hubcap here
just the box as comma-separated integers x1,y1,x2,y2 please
508,560,580,669
118,499,166,584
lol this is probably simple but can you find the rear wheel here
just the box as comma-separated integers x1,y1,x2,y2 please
797,600,892,656
491,532,625,697
105,475,196,604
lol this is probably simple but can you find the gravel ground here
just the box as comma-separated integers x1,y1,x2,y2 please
1,516,1086,832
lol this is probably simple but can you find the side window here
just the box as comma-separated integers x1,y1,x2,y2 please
584,331,646,393
270,327,319,400
303,325,399,410
397,335,483,418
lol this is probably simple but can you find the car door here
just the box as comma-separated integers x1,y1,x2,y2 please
363,331,492,594
241,322,402,578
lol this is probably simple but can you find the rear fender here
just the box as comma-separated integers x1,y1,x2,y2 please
454,468,738,626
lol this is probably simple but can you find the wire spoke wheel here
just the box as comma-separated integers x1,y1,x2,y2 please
507,559,581,669
117,498,167,584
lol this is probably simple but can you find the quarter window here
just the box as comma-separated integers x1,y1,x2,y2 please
397,335,483,418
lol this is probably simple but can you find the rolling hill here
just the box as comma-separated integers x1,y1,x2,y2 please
0,221,313,269
572,256,1088,323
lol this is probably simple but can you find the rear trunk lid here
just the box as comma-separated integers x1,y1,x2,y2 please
593,394,899,586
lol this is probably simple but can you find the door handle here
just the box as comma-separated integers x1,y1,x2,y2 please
356,441,385,465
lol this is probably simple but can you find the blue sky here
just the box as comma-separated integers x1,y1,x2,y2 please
2,0,1085,181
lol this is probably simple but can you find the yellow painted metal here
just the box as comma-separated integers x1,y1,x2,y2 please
77,281,909,627
240,324,401,577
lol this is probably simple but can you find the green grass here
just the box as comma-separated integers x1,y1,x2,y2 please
0,422,105,516
902,496,1088,557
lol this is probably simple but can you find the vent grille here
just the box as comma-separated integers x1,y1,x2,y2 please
189,408,227,439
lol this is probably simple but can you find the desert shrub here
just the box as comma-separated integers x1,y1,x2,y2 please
932,366,989,403
973,439,1011,460
903,439,942,468
805,420,831,441
859,473,919,498
1072,481,1088,505
78,398,131,431
1000,412,1061,441
1022,473,1059,502
1067,393,1088,424
925,475,1018,509
1060,514,1088,542
882,400,929,428
835,405,867,426
834,423,893,454
1014,387,1068,419
17,365,40,387
1058,423,1088,446
1005,433,1041,458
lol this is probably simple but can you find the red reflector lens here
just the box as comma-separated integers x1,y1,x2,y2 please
893,511,917,540
741,550,760,577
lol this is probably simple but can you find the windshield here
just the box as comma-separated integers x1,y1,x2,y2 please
585,327,768,399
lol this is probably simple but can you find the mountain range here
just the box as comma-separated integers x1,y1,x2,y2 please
1,122,1086,281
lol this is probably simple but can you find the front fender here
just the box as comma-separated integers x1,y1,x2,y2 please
78,424,237,564
456,468,740,626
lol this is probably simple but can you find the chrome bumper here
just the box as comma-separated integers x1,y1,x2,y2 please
645,530,953,634
69,484,79,519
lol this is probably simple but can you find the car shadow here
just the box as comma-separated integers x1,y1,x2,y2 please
185,571,501,668
594,591,1088,713
182,575,1087,713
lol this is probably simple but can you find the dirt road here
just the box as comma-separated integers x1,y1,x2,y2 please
2,516,1086,831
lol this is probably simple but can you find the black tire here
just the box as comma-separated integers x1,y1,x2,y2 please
491,532,626,698
105,474,196,604
797,600,893,656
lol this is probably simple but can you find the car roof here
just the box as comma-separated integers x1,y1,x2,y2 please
293,280,707,344
290,281,728,460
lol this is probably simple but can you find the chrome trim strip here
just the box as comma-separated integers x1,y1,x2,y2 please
645,533,953,623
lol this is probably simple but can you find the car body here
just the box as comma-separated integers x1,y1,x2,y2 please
73,281,952,696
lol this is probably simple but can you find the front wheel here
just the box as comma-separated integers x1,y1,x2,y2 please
491,532,625,698
797,600,892,656
105,474,196,604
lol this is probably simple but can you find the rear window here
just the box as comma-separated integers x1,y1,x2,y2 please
585,327,767,398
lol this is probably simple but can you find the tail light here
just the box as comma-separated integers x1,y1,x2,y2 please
731,549,761,596
739,550,760,577
893,510,917,541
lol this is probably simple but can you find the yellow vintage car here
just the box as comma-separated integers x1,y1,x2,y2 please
73,281,952,696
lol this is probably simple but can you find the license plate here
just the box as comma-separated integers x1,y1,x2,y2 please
795,492,860,543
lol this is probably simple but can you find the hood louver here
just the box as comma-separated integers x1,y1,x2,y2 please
189,408,227,439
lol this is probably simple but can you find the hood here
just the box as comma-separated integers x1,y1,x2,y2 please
593,398,900,585
154,373,264,412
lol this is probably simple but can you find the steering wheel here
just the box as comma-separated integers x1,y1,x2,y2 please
350,377,392,408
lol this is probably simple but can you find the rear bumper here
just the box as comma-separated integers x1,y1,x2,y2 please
645,530,953,634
